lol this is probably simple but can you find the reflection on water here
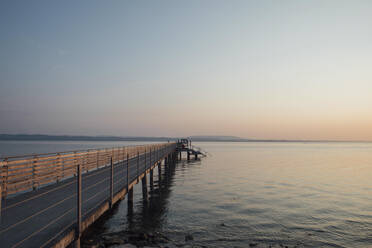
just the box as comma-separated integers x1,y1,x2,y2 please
129,165,177,232
87,142,372,248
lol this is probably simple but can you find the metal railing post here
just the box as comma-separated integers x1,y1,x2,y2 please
126,154,129,190
56,153,61,183
137,151,139,181
110,157,114,207
76,163,82,247
32,155,37,190
74,151,78,176
96,150,99,169
3,159,7,199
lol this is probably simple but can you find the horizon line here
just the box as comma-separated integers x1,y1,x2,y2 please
0,133,371,143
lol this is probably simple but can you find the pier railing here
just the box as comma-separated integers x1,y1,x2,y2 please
0,143,172,198
0,142,177,248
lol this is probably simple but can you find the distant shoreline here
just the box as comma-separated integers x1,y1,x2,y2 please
0,134,370,143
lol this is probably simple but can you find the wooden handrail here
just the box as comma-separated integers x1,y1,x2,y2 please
0,143,176,198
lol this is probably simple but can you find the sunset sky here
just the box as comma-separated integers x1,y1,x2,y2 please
1,1,372,140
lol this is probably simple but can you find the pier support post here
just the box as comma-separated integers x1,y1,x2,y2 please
126,154,129,191
144,148,146,170
142,174,148,202
110,157,114,208
127,187,133,213
137,152,139,183
187,152,190,161
150,168,154,191
158,161,162,180
164,159,169,182
75,164,82,248
195,153,198,160
149,148,151,170
164,157,168,172
32,155,37,190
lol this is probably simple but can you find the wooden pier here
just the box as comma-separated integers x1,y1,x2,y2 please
0,142,178,248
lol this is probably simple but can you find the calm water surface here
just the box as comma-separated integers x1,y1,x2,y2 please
2,141,372,247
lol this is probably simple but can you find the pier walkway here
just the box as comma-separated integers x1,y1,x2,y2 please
0,143,177,248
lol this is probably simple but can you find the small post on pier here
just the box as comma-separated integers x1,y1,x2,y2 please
158,147,160,164
110,157,114,208
96,150,99,169
32,155,37,190
126,154,129,191
75,164,82,248
137,151,139,183
187,152,190,161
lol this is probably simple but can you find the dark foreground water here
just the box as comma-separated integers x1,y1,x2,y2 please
2,141,372,247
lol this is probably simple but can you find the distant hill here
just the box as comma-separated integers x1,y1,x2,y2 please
189,135,246,141
0,134,248,142
0,134,250,142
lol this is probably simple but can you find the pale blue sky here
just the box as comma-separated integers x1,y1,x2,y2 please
1,1,372,140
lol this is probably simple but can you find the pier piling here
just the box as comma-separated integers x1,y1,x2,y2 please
158,161,162,180
142,175,148,202
150,168,154,191
127,188,133,211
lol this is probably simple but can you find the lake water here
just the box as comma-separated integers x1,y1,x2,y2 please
1,141,372,247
